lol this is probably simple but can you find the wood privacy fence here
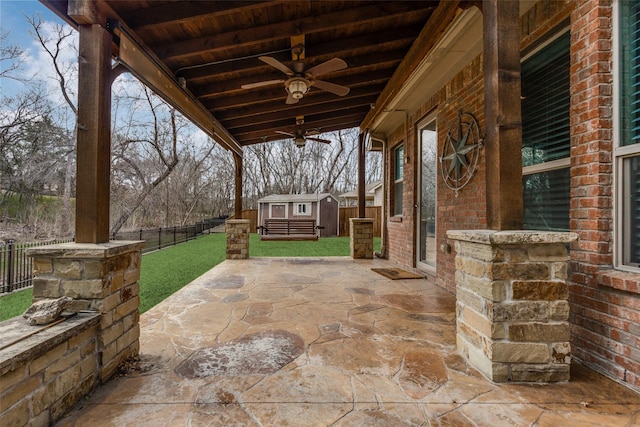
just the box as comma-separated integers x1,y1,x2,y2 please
339,206,382,237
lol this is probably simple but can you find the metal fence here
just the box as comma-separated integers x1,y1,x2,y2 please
0,239,73,294
0,217,227,295
111,217,226,253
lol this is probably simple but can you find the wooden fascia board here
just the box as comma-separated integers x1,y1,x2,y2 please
360,0,462,132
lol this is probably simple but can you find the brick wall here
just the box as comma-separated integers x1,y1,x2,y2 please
382,0,639,392
384,55,486,293
568,0,640,391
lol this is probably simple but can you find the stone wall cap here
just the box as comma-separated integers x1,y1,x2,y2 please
226,219,250,224
25,240,146,258
446,229,579,245
0,312,101,371
350,218,375,223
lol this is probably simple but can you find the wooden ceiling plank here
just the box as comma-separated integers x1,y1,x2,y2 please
123,1,274,32
155,3,433,62
191,51,403,98
216,83,384,124
180,36,411,84
231,100,375,138
236,109,371,145
223,93,377,133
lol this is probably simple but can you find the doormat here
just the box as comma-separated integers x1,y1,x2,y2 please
371,268,423,280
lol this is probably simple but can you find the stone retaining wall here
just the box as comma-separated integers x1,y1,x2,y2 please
0,313,101,426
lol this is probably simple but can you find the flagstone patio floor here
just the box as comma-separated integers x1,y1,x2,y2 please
57,257,640,426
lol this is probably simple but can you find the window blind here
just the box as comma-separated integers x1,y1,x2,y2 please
521,32,571,232
621,1,640,146
521,32,571,166
621,1,640,265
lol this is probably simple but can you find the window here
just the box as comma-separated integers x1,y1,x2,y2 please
617,0,640,269
393,144,404,216
296,203,310,216
521,30,571,232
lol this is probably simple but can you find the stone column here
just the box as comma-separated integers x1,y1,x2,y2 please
447,230,578,382
350,218,374,259
226,219,250,260
26,241,145,382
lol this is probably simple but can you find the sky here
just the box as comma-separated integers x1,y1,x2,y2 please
1,0,64,95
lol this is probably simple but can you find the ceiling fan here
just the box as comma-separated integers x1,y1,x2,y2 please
275,118,331,147
241,45,350,104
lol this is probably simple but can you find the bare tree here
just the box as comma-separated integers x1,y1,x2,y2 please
110,86,180,234
27,16,78,236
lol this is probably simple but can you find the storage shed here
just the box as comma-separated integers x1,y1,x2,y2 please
257,193,339,237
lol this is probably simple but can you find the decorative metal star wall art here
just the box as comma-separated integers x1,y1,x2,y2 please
440,110,483,196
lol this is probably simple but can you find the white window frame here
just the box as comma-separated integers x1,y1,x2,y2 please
613,0,640,272
269,203,288,218
295,202,311,216
393,144,404,216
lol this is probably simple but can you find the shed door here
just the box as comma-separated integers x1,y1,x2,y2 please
271,204,286,218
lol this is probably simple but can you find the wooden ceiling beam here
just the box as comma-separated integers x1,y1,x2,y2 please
112,26,243,156
154,4,433,62
231,101,374,138
236,109,371,145
206,80,387,117
223,93,379,132
192,51,403,99
219,86,384,128
123,1,276,32
179,28,417,83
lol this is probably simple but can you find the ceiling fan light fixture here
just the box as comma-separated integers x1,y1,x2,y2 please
293,135,306,147
286,77,309,99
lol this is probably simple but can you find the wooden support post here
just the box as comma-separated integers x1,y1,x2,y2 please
234,152,243,219
75,24,113,243
483,0,523,230
357,132,366,218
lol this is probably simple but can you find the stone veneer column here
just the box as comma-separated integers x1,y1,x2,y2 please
447,230,578,382
350,218,374,259
226,219,250,260
26,241,145,382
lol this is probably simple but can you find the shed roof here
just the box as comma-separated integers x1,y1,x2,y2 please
258,193,336,203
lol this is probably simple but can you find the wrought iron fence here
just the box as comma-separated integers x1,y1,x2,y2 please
111,217,226,253
0,238,73,294
0,217,227,295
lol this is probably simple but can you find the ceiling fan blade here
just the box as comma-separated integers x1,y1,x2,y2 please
259,56,294,76
275,130,295,137
285,92,299,104
306,137,331,144
306,58,347,77
312,79,350,96
305,129,321,136
241,79,284,89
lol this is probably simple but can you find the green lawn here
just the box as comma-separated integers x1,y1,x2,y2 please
0,233,380,321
